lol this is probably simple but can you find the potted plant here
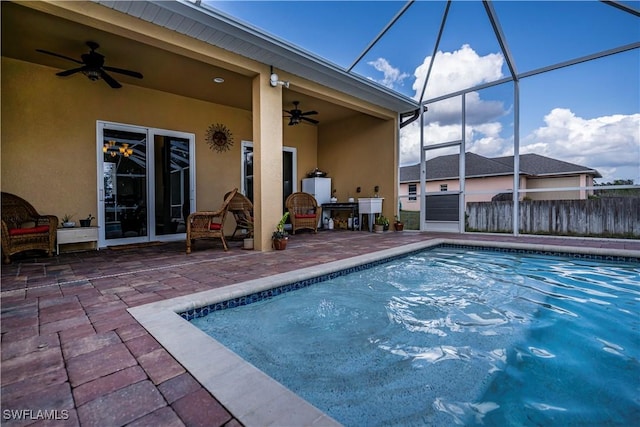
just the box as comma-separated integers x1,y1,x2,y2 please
374,215,388,233
272,212,290,250
61,214,75,228
80,214,95,227
394,215,404,232
242,222,254,250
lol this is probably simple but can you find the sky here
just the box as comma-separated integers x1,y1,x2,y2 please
205,0,639,183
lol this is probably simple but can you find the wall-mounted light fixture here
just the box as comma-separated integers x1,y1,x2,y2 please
269,66,289,88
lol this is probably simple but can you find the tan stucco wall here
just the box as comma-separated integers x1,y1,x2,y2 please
400,174,591,211
525,176,583,200
400,175,519,210
319,114,398,220
283,122,318,190
1,57,398,243
2,1,400,249
1,57,253,223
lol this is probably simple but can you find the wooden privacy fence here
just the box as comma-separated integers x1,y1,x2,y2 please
466,198,640,237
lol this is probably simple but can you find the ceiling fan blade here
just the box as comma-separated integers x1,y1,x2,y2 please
103,66,143,79
56,67,87,77
301,111,318,116
36,49,83,64
100,70,122,88
301,117,319,124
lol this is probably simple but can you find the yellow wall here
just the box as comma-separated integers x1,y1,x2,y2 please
1,57,255,223
2,61,397,244
283,123,318,192
319,114,398,220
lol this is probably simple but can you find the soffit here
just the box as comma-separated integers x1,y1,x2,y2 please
94,0,419,115
1,1,365,125
1,1,251,111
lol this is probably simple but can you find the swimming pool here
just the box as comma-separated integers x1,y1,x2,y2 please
190,246,640,426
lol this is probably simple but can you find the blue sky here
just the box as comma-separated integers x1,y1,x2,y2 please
206,0,639,183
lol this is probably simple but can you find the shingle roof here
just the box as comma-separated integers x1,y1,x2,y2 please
494,153,602,177
400,152,601,183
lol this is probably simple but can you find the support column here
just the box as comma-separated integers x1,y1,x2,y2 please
252,72,283,251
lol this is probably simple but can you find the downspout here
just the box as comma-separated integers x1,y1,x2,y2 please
419,104,426,231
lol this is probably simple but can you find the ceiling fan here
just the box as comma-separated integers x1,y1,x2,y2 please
284,101,319,126
36,41,143,89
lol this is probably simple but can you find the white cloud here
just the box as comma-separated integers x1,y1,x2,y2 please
367,57,410,89
400,44,510,166
521,108,640,181
399,45,640,183
399,119,511,166
413,44,504,101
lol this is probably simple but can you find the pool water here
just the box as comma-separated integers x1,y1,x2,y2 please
191,248,640,426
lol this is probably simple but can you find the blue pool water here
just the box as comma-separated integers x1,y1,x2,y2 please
191,248,640,426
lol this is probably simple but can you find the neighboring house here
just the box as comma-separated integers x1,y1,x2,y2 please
400,152,602,211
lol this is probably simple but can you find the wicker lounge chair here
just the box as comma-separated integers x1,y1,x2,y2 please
1,192,58,264
285,192,321,234
225,190,253,239
186,188,237,253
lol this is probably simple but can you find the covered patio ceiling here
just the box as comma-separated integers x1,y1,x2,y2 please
2,1,415,127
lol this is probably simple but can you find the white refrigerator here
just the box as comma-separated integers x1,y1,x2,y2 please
302,177,331,227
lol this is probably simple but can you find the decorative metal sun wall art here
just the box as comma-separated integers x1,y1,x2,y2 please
205,123,234,153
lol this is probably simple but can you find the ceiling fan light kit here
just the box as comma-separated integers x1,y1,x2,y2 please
284,101,319,126
36,41,143,89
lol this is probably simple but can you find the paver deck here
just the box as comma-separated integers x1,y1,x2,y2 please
2,231,639,426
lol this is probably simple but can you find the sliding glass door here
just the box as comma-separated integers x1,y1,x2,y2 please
97,122,195,247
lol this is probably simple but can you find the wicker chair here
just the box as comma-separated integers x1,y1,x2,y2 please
186,188,237,254
1,192,58,264
225,190,253,239
285,192,322,234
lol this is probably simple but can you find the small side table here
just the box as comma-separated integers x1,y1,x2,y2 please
321,202,359,230
57,227,99,255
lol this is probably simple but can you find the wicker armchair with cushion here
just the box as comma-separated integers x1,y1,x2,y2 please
225,190,254,239
186,188,237,254
285,192,322,234
1,192,58,264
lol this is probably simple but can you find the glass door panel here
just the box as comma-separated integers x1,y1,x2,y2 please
153,134,191,236
101,126,148,245
283,150,294,212
98,123,195,248
242,142,254,203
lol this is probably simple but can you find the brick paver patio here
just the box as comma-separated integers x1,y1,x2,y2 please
2,231,639,426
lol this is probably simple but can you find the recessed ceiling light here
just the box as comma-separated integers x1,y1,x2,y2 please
213,77,224,83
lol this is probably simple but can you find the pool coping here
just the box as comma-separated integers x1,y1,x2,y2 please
127,237,639,426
